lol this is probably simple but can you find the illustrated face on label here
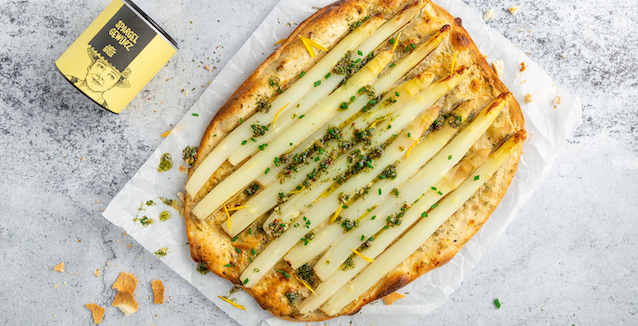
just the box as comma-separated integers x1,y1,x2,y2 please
86,59,122,92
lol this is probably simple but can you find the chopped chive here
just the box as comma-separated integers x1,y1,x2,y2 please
357,50,363,56
389,63,396,67
251,137,257,142
239,118,243,124
315,157,320,162
410,43,416,49
371,215,376,220
378,188,382,195
494,298,501,309
248,228,252,234
474,175,480,181
448,155,452,160
253,268,260,272
438,191,443,195
358,86,366,93
294,223,300,227
277,270,291,279
248,257,252,262
251,248,256,255
192,113,199,116
361,235,365,241
367,208,372,212
243,278,249,284
298,115,305,119
325,72,331,79
389,38,395,44
366,161,373,168
395,91,400,97
431,186,437,190
314,80,321,87
421,212,428,217
318,148,324,154
299,71,306,78
241,140,247,145
350,96,356,102
235,248,241,253
224,264,232,267
408,132,411,138
342,205,349,209
431,204,438,209
231,236,238,242
264,167,270,174
290,142,293,146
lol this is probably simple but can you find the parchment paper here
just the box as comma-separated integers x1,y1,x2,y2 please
103,0,583,325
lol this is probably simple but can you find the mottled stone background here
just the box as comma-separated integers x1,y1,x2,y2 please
0,0,635,325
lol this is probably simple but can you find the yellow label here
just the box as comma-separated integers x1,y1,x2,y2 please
55,0,176,113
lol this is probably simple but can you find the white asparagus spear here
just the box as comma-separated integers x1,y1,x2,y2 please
321,130,526,315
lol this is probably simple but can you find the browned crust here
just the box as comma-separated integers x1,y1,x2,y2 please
185,0,524,321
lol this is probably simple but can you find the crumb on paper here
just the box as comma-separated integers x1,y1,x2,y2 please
176,192,186,203
151,280,164,304
85,303,105,324
492,60,504,77
178,165,188,174
53,262,65,273
112,272,138,293
554,96,562,105
509,6,520,15
520,62,527,72
94,269,100,278
524,93,533,104
382,292,406,305
483,8,495,22
112,291,138,316
516,72,522,80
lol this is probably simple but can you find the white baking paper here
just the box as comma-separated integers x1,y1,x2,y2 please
103,0,583,325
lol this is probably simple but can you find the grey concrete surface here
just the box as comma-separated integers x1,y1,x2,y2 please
0,0,636,325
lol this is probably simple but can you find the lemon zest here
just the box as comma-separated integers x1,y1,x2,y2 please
218,296,246,310
273,103,290,127
392,32,401,52
299,35,328,58
274,38,286,45
329,205,342,224
294,274,316,294
289,186,305,194
226,205,249,211
368,117,386,130
223,204,231,233
405,139,419,159
450,51,458,76
161,130,171,137
351,248,374,262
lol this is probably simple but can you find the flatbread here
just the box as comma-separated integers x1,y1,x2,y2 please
185,0,524,321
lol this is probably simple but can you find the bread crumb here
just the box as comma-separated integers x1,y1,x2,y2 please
483,8,495,22
128,243,132,248
85,303,105,324
382,292,406,305
94,269,100,278
152,280,165,304
562,54,567,59
178,165,188,174
112,272,138,293
185,90,189,97
54,283,59,288
204,65,211,71
112,291,138,316
520,62,527,72
53,262,65,273
554,96,561,105
516,72,522,80
81,157,86,161
524,93,533,104
509,6,520,15
492,60,504,77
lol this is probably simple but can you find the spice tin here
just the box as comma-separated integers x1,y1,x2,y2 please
55,0,178,113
